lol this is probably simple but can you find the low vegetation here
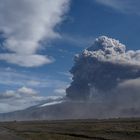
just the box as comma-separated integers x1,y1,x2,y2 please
1,118,140,140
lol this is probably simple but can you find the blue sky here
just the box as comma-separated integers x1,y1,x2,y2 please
0,0,140,112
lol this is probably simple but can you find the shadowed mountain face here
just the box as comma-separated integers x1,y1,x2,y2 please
1,36,140,121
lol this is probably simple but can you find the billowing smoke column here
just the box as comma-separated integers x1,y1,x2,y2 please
66,36,140,100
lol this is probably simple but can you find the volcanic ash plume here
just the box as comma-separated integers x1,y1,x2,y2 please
66,36,140,101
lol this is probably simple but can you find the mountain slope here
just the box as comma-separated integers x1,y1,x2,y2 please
1,101,140,121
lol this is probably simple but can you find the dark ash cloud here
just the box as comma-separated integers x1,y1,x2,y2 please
66,36,140,100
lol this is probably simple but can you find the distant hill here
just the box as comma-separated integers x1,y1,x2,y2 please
1,101,140,121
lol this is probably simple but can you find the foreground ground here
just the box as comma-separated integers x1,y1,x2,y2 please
0,119,140,140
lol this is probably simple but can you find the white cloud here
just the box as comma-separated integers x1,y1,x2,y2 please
0,86,64,113
54,88,66,95
0,86,43,112
0,0,70,67
0,68,69,89
0,87,39,99
96,0,140,15
17,86,37,96
0,54,53,67
0,90,18,99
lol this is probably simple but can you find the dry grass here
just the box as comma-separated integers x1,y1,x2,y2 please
1,119,140,140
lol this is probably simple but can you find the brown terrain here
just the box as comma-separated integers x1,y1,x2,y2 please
0,119,140,140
